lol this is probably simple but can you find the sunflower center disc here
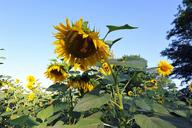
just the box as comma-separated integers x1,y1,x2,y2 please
50,69,63,76
66,32,96,58
160,66,168,72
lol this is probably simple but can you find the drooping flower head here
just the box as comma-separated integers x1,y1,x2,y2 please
53,18,110,71
44,64,68,82
157,60,173,76
144,79,158,90
68,76,94,93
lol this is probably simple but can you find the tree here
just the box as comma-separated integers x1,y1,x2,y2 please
161,0,192,83
0,48,5,65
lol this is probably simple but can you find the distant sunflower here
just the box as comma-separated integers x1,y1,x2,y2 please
157,60,173,76
44,64,68,82
26,75,36,84
28,92,35,102
128,91,133,97
15,79,20,84
136,87,143,94
144,79,158,90
150,79,157,84
100,62,111,75
155,95,164,104
53,18,110,71
26,82,35,90
189,83,192,92
68,78,94,93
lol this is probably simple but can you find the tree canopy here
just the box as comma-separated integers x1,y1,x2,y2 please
161,0,192,83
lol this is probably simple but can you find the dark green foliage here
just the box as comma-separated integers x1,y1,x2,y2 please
161,0,192,82
0,48,5,65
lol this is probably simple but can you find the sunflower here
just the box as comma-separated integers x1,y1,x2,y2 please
157,60,173,76
128,91,133,97
100,62,111,75
44,64,68,82
144,79,158,90
26,82,35,90
188,83,192,92
28,92,35,101
6,107,11,112
151,79,157,84
26,75,36,84
15,78,20,84
136,87,143,94
154,95,164,104
53,18,110,71
68,78,94,93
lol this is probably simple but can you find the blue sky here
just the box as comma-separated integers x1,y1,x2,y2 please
0,0,181,86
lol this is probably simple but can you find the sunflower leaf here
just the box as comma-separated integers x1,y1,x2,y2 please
73,94,111,112
10,115,38,127
107,24,137,33
75,112,104,128
105,37,122,48
108,56,147,70
46,83,68,92
37,105,54,122
134,114,176,128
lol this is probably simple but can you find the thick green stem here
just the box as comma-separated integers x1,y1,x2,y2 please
121,72,137,94
69,88,73,108
108,62,123,110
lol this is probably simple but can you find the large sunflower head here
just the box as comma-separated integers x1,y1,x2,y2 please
44,64,68,82
53,18,110,71
157,60,173,76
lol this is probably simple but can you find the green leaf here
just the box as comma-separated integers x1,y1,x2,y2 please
152,103,169,115
10,115,38,127
105,37,122,48
76,112,104,128
0,111,12,116
107,24,137,33
53,121,66,128
175,101,186,106
62,125,76,128
73,94,111,112
46,113,61,125
56,113,104,128
37,105,54,122
46,83,68,92
108,56,147,70
33,123,50,128
135,98,151,111
170,109,188,118
174,110,187,117
159,115,192,128
134,114,176,128
53,102,69,113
